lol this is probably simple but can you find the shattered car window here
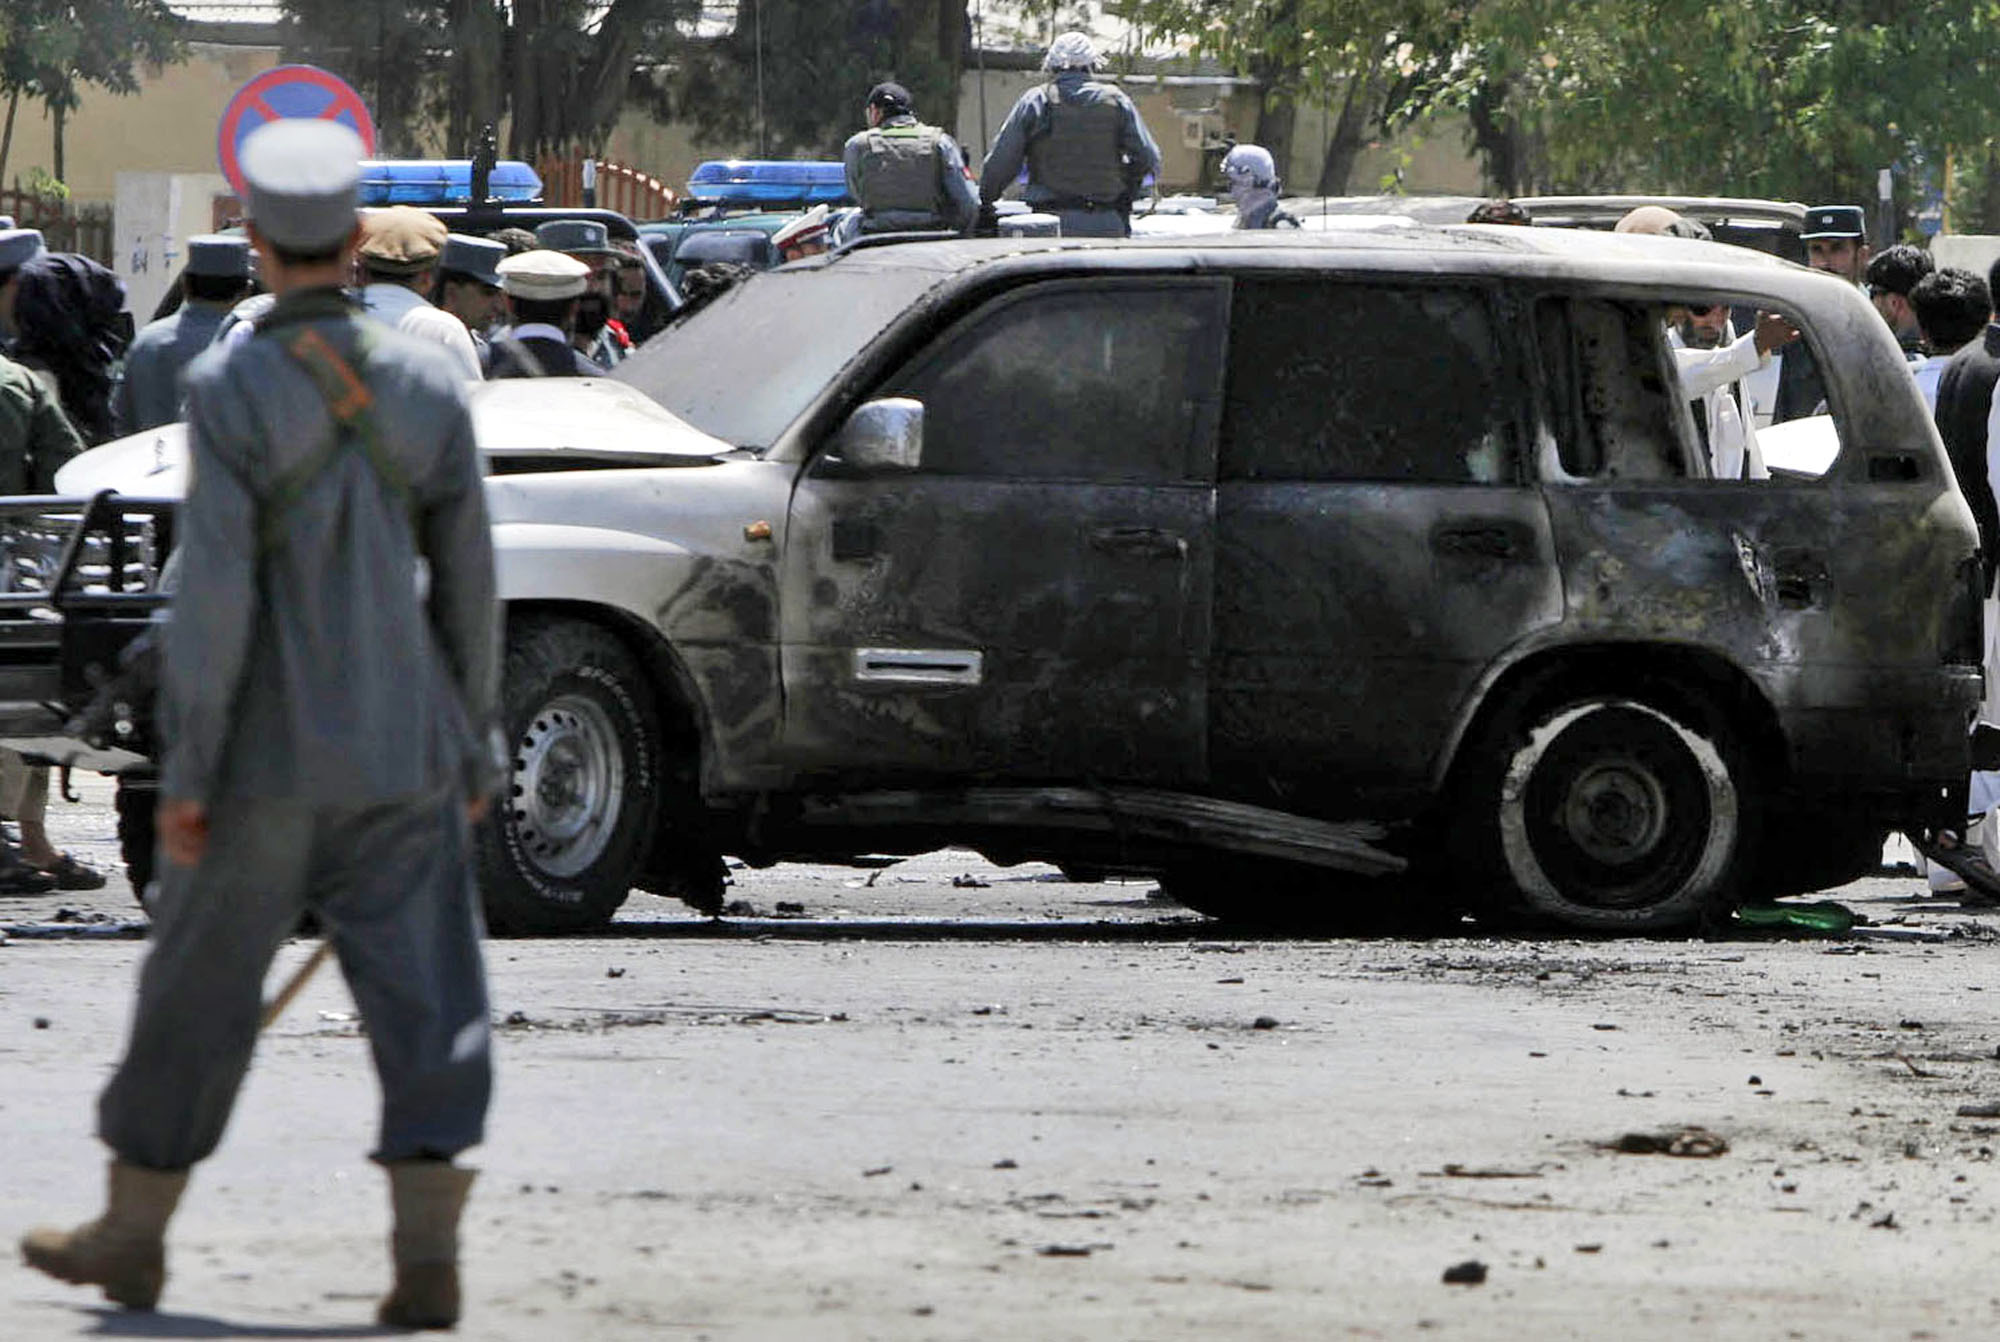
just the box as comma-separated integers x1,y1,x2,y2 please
1534,296,1686,482
1220,280,1518,484
886,282,1223,482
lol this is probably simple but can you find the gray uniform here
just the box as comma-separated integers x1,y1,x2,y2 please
978,72,1162,238
97,287,502,1171
115,301,229,434
843,114,980,235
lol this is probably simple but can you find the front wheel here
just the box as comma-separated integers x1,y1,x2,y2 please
1461,694,1751,933
477,617,661,935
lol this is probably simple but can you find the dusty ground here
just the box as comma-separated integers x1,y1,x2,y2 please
6,779,2000,1339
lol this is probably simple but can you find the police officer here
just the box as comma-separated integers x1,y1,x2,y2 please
1219,143,1299,230
431,233,507,370
115,235,252,433
487,249,604,377
21,117,502,1332
977,30,1163,239
844,81,979,236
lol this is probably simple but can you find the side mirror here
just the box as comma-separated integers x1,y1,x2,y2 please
833,398,923,473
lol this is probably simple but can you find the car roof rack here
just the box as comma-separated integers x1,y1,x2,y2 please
829,230,963,258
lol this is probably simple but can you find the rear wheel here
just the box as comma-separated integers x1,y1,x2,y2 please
1460,693,1751,933
478,617,661,935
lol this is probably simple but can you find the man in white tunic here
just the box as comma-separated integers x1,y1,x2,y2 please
356,205,482,382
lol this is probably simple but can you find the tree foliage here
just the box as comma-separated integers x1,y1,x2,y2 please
1112,0,2000,214
670,0,972,159
278,0,700,160
0,0,185,185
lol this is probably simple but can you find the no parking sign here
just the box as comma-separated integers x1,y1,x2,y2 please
216,65,376,196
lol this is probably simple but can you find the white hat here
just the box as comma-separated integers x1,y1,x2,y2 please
241,120,364,252
1044,30,1101,71
1221,144,1278,189
771,204,831,252
497,248,591,301
0,228,45,271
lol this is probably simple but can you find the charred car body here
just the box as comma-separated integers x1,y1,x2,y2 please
0,227,1980,934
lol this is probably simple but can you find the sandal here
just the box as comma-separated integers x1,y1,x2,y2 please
0,856,55,895
40,853,106,891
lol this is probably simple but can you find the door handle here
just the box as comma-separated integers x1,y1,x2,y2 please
1430,521,1529,562
1088,525,1186,559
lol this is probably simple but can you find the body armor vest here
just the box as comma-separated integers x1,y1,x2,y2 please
858,123,946,222
1026,82,1128,203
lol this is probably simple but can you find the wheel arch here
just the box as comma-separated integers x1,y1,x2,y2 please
1437,642,1791,803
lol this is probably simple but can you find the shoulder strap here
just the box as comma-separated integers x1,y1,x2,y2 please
259,323,416,555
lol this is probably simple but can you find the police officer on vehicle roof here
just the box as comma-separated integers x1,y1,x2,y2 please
844,81,979,236
116,235,252,433
21,116,503,1333
356,204,483,381
1219,143,1299,230
488,248,604,378
977,30,1163,239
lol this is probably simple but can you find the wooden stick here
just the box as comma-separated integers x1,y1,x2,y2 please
260,941,334,1029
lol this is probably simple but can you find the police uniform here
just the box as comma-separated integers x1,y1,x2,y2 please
488,249,604,378
844,83,979,235
977,32,1163,239
115,235,250,433
22,117,501,1331
436,233,507,372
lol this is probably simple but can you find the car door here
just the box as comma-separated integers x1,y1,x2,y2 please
779,276,1226,787
1208,276,1563,813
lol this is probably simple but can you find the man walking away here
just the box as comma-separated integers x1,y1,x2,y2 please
19,116,502,1331
487,249,603,378
1910,267,1989,412
1219,144,1299,230
978,30,1162,239
116,235,252,433
845,81,979,237
357,205,483,382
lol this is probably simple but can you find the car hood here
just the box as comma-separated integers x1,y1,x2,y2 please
53,377,731,499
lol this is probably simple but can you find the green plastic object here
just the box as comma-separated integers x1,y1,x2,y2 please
1731,900,1856,935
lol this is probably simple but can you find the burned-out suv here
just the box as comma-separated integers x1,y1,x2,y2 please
2,227,1982,934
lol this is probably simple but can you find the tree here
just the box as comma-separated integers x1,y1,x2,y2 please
0,1,184,188
670,0,972,159
278,0,701,160
1113,0,1458,195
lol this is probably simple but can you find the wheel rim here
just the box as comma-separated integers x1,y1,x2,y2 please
1499,699,1738,916
511,693,625,878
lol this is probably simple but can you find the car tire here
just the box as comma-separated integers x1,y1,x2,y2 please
115,770,158,909
1461,693,1751,933
478,617,661,935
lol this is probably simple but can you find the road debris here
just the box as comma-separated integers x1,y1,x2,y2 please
1441,1260,1487,1285
1605,1127,1729,1157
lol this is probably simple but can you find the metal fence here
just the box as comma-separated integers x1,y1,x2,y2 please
0,184,113,266
534,156,680,222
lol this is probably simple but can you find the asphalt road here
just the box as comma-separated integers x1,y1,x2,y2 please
7,778,2000,1340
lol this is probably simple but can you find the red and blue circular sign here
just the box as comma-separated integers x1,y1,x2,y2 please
216,64,376,196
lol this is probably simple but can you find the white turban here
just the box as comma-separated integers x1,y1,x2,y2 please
1044,30,1101,71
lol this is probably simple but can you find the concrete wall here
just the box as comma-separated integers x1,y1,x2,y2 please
114,170,238,321
5,42,281,205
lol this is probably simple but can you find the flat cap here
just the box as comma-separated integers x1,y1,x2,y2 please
497,248,591,301
241,119,363,251
185,234,251,279
535,218,620,257
440,233,506,287
358,205,448,272
0,228,45,272
1802,204,1865,240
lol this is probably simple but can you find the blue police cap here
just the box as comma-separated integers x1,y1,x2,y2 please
1801,204,1865,241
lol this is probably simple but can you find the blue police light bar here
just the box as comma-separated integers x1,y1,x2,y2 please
358,159,543,205
686,160,851,207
